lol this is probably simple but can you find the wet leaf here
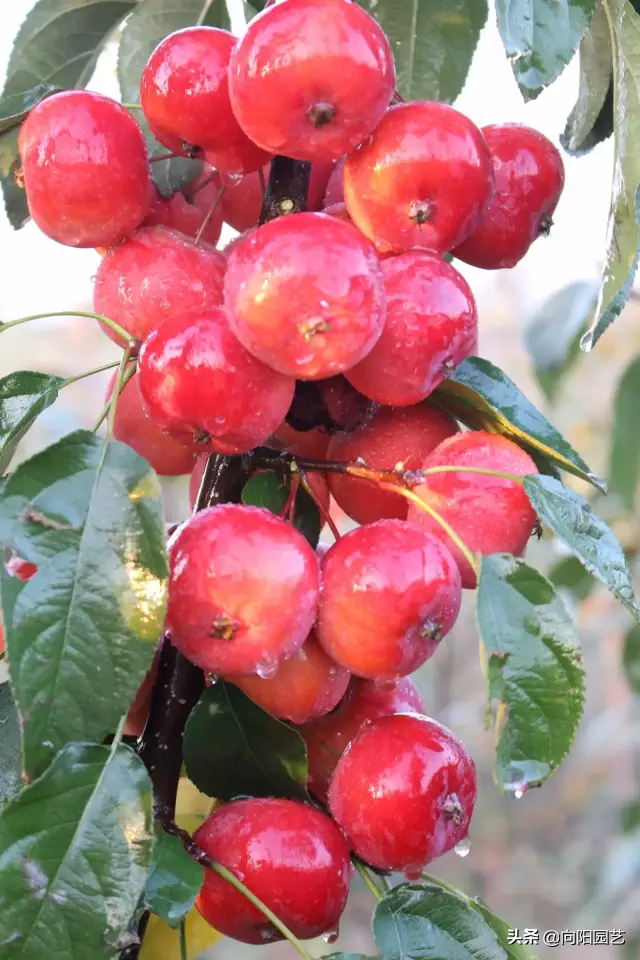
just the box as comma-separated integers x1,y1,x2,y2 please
145,829,204,928
495,0,596,101
1,176,30,231
355,0,488,102
241,471,322,547
0,84,60,136
0,742,153,960
562,3,613,154
0,430,168,780
477,554,585,792
524,474,640,621
623,623,640,694
610,354,640,510
549,554,594,602
0,683,21,809
435,356,603,490
183,681,308,802
0,371,65,474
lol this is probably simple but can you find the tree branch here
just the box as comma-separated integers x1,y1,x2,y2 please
259,155,312,225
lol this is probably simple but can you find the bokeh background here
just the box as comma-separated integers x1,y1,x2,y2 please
1,1,640,957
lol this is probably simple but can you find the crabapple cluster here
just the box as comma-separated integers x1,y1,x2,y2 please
16,0,565,945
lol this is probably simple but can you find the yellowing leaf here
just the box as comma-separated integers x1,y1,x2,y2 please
141,908,221,960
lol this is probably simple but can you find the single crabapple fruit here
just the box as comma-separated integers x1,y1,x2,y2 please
344,101,494,255
138,307,295,454
453,123,565,269
143,175,224,247
224,212,385,379
18,90,151,248
324,158,346,206
94,226,226,347
346,252,478,405
141,27,268,174
107,370,197,476
300,676,424,802
194,798,351,943
316,519,462,679
329,713,477,873
167,504,320,675
228,0,395,163
5,556,37,581
220,161,334,232
272,422,330,460
232,631,350,724
407,431,538,588
124,653,159,738
327,402,459,525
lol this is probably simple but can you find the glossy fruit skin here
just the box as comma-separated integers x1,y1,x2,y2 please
300,676,424,801
94,226,226,346
327,402,459,525
228,0,395,163
344,101,494,255
346,252,478,405
324,158,345,206
167,504,320,676
407,431,538,588
316,520,462,679
18,91,151,248
139,307,295,455
232,631,350,724
224,212,385,379
328,713,477,872
453,124,565,269
107,371,197,476
220,161,333,232
195,798,351,943
272,422,330,460
141,27,268,174
143,176,223,247
317,375,375,431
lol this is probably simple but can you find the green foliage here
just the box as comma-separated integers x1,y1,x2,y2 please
562,2,613,154
355,0,488,102
0,431,168,779
0,84,60,136
183,681,309,802
549,554,594,601
622,623,640,694
0,742,154,960
0,371,65,473
144,829,204,928
241,470,322,547
610,354,640,509
477,554,585,792
0,684,22,809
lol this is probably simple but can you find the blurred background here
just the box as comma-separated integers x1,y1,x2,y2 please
1,1,640,957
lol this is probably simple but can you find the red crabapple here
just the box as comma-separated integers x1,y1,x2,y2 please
344,101,494,255
220,161,334,232
5,556,37,581
328,713,477,873
167,504,320,676
138,307,295,455
18,91,151,248
453,124,565,269
300,676,424,801
316,376,375,431
94,226,226,347
327,402,459,525
194,798,351,943
324,158,345,207
224,212,385,379
232,631,350,724
143,176,224,247
407,431,538,588
346,252,478,405
141,27,268,174
272,422,330,460
316,520,461,679
106,371,197,476
228,0,395,163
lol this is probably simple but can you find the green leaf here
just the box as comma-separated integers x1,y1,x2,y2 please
1,176,30,230
562,3,613,154
0,128,20,178
621,799,640,832
374,881,525,960
477,554,585,792
3,0,136,96
145,829,204,928
241,471,322,547
183,681,308,802
0,430,168,780
355,0,488,102
583,0,640,348
435,356,603,491
0,371,65,474
623,623,640,694
523,474,640,621
610,354,640,510
0,683,22,809
321,956,379,960
524,282,598,402
549,554,594,601
0,84,60,136
0,741,154,959
117,0,230,197
495,0,597,101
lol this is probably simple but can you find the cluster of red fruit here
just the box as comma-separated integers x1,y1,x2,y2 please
14,0,566,945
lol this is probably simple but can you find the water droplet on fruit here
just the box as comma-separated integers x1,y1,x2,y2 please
225,172,243,185
205,673,218,686
403,864,423,881
455,837,471,857
321,926,339,944
256,656,279,679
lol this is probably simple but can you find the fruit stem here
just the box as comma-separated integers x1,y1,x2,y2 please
106,348,134,440
421,465,524,484
0,310,136,347
61,360,120,388
259,155,312,225
353,858,383,900
297,467,342,540
179,919,187,960
194,182,226,245
121,102,142,110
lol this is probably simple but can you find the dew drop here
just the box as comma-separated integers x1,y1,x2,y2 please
580,329,594,352
256,656,279,679
205,673,219,686
454,837,471,858
514,788,525,800
321,926,339,944
225,172,243,185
